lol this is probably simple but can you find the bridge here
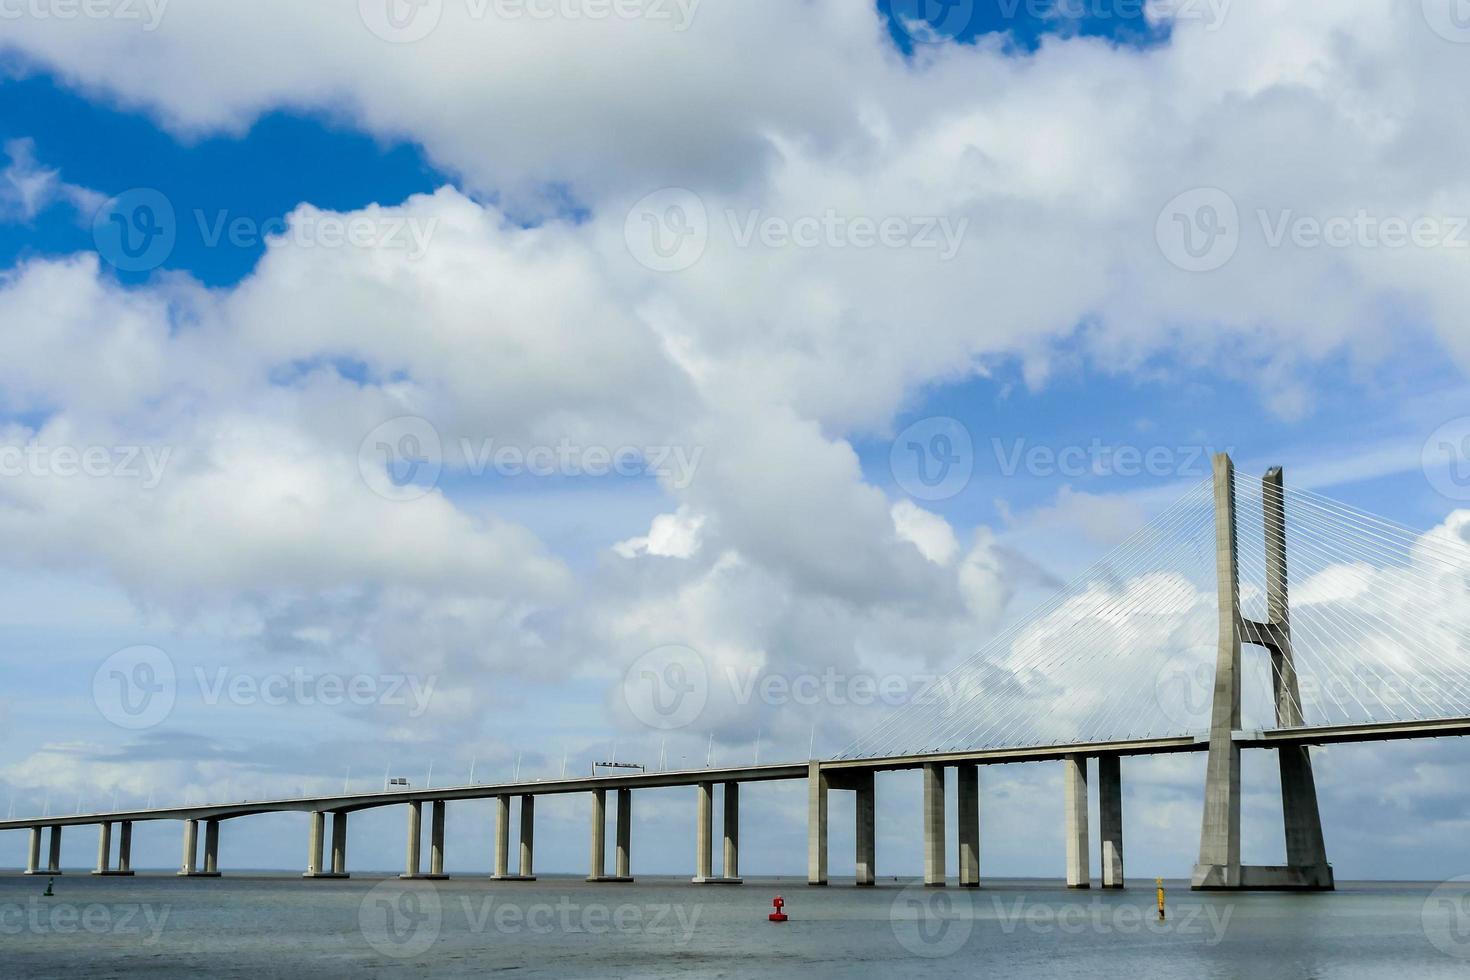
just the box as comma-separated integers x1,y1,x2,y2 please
5,455,1469,890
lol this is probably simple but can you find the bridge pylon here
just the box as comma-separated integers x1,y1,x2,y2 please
1192,454,1334,890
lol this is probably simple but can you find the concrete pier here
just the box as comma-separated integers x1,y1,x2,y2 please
492,796,511,879
402,800,449,880
855,771,876,886
304,810,348,879
180,819,196,876
1279,746,1332,886
429,801,447,878
588,789,607,881
807,762,828,886
307,811,324,877
722,782,741,883
1064,755,1089,888
203,819,220,875
178,818,218,876
923,763,945,887
1099,756,1124,889
94,822,111,875
403,801,421,878
693,782,713,882
119,822,133,874
517,796,535,880
492,794,536,880
24,827,41,875
331,812,348,877
47,826,62,875
691,781,744,883
93,821,136,876
615,788,632,881
957,764,980,888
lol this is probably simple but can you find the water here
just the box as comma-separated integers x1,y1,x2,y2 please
2,873,1467,978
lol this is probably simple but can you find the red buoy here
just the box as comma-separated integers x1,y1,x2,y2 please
768,896,788,922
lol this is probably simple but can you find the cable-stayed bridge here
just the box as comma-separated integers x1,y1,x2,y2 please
4,455,1469,890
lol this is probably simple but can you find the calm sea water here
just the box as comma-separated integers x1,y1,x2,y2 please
3,873,1468,978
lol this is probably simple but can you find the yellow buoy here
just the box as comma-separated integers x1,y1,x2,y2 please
1156,878,1166,920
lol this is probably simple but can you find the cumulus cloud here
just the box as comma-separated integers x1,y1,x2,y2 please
2,1,1468,403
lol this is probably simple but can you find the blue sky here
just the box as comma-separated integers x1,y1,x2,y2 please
5,62,1458,530
1,0,1469,885
0,75,445,286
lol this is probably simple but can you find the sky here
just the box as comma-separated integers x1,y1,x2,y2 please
1,0,1469,883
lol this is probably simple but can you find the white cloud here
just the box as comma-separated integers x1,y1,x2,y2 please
1,2,1466,407
615,507,706,558
0,138,105,222
891,499,959,565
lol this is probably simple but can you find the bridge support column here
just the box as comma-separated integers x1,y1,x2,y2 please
517,796,535,880
94,822,112,875
203,819,220,875
492,796,529,880
1064,755,1089,888
855,771,876,886
331,812,349,876
1099,756,1124,889
178,820,197,876
119,822,132,874
923,763,945,887
721,782,742,884
429,801,447,878
25,827,42,875
307,811,325,876
402,802,421,878
588,787,635,882
305,811,347,879
402,801,449,880
1279,746,1331,886
957,764,980,888
90,819,134,876
807,762,828,885
177,817,218,877
616,788,633,881
46,826,62,874
588,788,608,882
693,781,714,882
1193,458,1333,891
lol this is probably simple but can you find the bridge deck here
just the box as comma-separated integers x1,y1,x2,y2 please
3,717,1468,831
